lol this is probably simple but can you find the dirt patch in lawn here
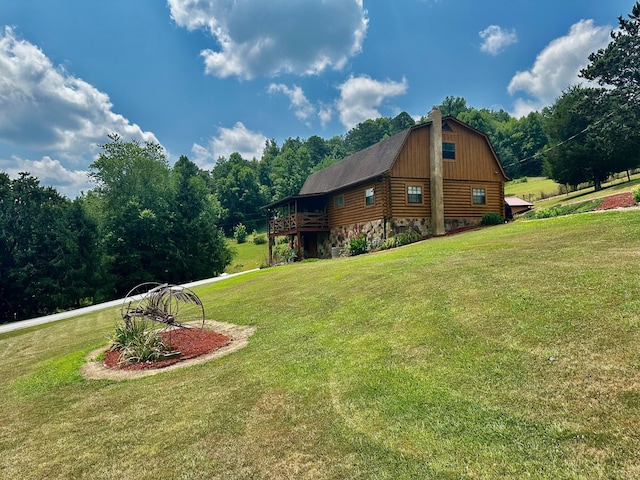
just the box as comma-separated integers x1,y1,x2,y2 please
82,320,256,381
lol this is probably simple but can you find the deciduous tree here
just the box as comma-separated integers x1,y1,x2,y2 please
212,152,266,231
89,135,174,294
542,86,610,190
580,1,640,176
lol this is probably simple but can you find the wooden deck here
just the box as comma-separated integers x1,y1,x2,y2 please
268,212,329,236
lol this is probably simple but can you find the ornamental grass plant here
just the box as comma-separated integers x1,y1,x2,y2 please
109,319,170,365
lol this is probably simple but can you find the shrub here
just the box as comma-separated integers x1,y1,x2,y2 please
480,212,505,226
633,188,640,203
532,208,557,219
527,199,604,220
380,237,397,250
259,257,271,269
274,243,297,263
233,223,248,243
347,232,368,256
252,230,267,245
396,229,421,246
378,229,421,251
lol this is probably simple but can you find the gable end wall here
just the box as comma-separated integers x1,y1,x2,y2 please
317,120,505,254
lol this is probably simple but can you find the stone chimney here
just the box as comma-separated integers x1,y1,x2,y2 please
428,107,445,236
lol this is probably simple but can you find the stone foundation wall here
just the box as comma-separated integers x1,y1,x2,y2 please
390,217,480,236
325,217,430,253
316,232,332,259
329,220,386,251
389,217,431,237
444,217,481,231
317,216,481,259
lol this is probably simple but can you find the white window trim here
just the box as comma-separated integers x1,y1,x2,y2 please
365,187,375,206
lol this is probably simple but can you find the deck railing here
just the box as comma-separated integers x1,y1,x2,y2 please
269,212,329,235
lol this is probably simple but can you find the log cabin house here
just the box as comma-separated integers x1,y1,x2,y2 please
264,108,508,264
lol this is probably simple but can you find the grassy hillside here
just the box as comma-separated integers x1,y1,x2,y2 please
2,211,640,479
504,176,562,201
225,233,269,274
535,174,640,210
506,173,640,209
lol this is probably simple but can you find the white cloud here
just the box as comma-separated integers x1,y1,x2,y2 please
0,27,158,156
0,27,161,198
479,25,517,55
192,122,267,168
0,155,93,198
507,19,611,116
318,103,333,128
337,75,408,129
268,83,315,123
190,143,214,169
168,0,368,79
268,83,334,127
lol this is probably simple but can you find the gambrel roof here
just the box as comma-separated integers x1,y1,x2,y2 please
264,116,507,210
299,126,416,195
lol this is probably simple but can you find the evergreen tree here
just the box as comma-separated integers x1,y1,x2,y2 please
172,156,233,281
0,173,98,320
580,1,640,175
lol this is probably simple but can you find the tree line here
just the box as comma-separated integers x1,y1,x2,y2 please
1,2,638,322
0,137,232,322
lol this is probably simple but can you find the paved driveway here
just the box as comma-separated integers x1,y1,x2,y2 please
0,270,259,334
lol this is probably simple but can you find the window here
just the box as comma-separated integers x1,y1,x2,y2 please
334,194,344,208
407,185,422,204
443,142,456,159
365,187,375,206
472,188,486,205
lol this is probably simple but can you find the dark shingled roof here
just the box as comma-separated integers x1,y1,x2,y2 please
298,126,417,195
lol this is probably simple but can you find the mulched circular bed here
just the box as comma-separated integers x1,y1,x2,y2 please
104,329,232,371
594,192,637,210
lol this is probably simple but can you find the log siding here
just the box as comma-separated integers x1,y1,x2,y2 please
327,179,387,229
443,180,505,218
265,115,507,264
389,125,430,178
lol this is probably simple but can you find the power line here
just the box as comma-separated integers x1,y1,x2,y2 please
503,109,616,169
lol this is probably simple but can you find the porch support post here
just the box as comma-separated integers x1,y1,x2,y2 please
295,199,302,261
267,208,273,265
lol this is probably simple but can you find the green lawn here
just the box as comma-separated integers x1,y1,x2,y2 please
225,233,269,274
534,174,640,210
2,211,640,478
505,176,562,201
506,173,640,210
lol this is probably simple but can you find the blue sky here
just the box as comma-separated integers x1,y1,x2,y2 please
0,0,633,197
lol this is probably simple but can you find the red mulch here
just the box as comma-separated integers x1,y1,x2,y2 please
104,329,232,371
594,192,637,210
